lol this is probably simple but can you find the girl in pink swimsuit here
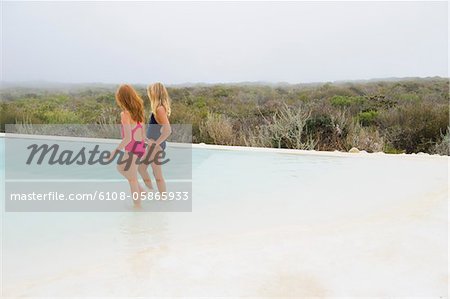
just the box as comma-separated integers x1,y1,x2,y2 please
111,84,146,207
121,122,145,157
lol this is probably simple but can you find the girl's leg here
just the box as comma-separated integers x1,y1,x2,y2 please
128,155,142,207
151,163,166,193
150,144,167,193
117,152,142,207
138,162,154,190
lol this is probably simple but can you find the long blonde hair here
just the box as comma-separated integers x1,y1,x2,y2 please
147,82,171,117
115,84,145,123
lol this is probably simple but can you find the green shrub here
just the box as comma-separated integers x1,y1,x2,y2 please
384,145,405,154
378,103,449,153
396,93,421,102
212,86,231,98
330,95,364,107
305,115,336,150
193,97,207,109
358,110,379,126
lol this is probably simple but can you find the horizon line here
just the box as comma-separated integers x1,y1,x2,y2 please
0,75,448,88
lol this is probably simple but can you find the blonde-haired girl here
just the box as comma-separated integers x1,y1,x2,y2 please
138,82,172,192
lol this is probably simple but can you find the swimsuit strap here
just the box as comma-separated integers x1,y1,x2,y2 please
131,122,142,132
150,113,160,125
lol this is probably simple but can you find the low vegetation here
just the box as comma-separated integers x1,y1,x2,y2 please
1,78,448,154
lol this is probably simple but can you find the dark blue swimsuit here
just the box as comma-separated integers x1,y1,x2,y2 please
146,113,167,150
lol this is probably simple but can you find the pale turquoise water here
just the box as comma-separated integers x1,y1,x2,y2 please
1,137,448,297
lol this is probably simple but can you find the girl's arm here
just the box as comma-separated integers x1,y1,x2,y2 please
153,106,172,145
112,111,132,155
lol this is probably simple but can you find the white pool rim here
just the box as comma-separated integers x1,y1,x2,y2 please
0,132,448,160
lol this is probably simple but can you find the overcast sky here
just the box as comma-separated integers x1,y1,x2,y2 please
1,1,448,84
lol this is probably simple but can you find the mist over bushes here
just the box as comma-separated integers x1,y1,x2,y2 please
1,78,448,154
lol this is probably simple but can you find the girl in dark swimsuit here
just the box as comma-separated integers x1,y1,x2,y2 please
138,82,172,193
147,113,166,150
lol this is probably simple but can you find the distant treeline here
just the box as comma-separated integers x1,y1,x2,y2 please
1,78,449,155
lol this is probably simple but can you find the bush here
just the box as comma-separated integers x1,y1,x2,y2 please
200,113,235,145
346,121,384,152
396,93,421,102
431,126,450,155
378,103,449,153
330,95,364,107
305,115,335,150
246,104,316,149
358,110,378,126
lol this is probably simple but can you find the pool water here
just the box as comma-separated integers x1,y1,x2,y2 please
1,137,448,297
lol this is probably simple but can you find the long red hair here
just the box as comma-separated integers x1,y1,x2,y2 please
115,84,145,123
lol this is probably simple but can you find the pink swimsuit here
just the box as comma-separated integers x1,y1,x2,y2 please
121,123,145,157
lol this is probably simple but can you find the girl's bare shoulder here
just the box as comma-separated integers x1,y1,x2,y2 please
155,106,170,124
156,105,167,116
121,110,132,123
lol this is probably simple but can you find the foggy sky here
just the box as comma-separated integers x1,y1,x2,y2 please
1,1,448,84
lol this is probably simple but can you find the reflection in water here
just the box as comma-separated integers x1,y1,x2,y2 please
118,212,169,291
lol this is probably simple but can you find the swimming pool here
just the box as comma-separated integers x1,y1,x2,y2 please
1,136,448,297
